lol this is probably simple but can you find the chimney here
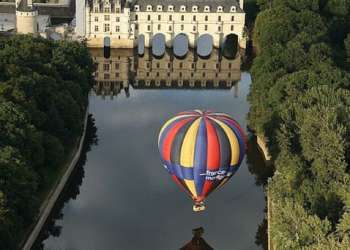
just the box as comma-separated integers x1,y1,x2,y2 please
28,0,33,7
240,0,244,9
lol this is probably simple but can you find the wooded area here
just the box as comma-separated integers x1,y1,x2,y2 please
248,0,350,248
0,35,94,249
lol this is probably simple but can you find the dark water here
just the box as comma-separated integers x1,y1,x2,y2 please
36,48,268,250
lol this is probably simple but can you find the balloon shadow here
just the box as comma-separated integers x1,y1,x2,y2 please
180,227,214,250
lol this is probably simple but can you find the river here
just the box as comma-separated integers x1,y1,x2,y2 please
34,48,268,250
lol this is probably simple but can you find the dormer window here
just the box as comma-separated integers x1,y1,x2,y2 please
204,6,210,12
230,6,237,12
180,5,186,12
192,5,198,12
157,5,163,11
134,5,140,11
168,5,174,11
217,6,223,12
147,5,152,11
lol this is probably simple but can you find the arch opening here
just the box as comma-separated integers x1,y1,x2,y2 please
103,36,111,59
138,34,145,56
173,33,189,58
197,34,213,58
152,33,166,58
221,34,238,59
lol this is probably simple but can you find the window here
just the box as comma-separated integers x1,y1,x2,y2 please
158,24,161,30
104,73,110,79
94,7,98,12
204,6,210,12
115,72,120,78
168,25,172,31
156,72,159,77
116,26,120,32
95,25,99,31
104,7,110,13
203,63,206,68
134,5,140,11
104,15,110,21
231,25,234,31
135,15,138,21
147,15,151,21
179,72,182,77
157,5,162,11
169,15,172,21
204,24,208,31
205,16,208,21
158,15,161,21
202,72,206,77
193,26,196,31
228,63,232,68
179,62,183,68
181,24,184,31
116,17,120,22
157,62,160,68
230,6,236,12
217,6,223,12
193,15,196,21
168,5,174,11
115,63,120,69
218,16,221,22
147,25,151,31
116,7,120,12
218,26,221,32
94,16,98,22
191,63,195,69
192,6,198,12
135,23,138,30
231,16,234,21
147,5,152,11
181,15,184,21
180,5,186,11
104,24,110,32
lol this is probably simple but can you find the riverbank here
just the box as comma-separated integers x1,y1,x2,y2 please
21,110,89,250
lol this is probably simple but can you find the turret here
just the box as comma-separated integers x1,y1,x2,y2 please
15,0,38,35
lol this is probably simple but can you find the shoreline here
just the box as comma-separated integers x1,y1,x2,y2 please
21,110,89,250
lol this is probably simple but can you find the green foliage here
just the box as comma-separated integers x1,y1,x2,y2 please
250,0,350,248
0,35,93,249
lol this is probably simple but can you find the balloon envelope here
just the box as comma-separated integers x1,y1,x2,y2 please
158,110,247,203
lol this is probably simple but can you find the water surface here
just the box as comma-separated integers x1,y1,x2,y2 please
37,49,266,250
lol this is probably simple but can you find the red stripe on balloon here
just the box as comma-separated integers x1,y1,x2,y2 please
205,118,220,171
162,117,193,161
201,118,221,198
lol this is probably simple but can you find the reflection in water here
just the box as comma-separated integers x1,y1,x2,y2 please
91,48,241,99
33,115,98,249
181,227,214,250
246,135,274,250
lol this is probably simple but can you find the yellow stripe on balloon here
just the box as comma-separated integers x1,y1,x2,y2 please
184,179,197,197
209,117,240,166
158,114,196,145
180,117,201,168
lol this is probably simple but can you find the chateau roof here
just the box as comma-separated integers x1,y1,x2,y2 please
132,0,243,13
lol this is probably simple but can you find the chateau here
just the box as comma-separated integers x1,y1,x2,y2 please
77,0,246,49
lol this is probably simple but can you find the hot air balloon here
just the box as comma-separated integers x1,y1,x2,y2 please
158,110,247,212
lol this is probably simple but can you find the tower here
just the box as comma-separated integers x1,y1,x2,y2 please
75,0,86,36
15,0,38,35
239,0,244,9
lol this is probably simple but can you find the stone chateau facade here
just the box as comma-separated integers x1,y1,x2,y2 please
77,0,246,49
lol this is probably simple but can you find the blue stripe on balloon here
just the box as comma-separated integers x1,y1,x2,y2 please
193,118,207,197
163,161,194,180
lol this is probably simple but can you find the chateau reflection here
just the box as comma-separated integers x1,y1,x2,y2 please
90,48,241,99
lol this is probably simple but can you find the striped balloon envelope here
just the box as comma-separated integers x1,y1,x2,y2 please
158,110,247,211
